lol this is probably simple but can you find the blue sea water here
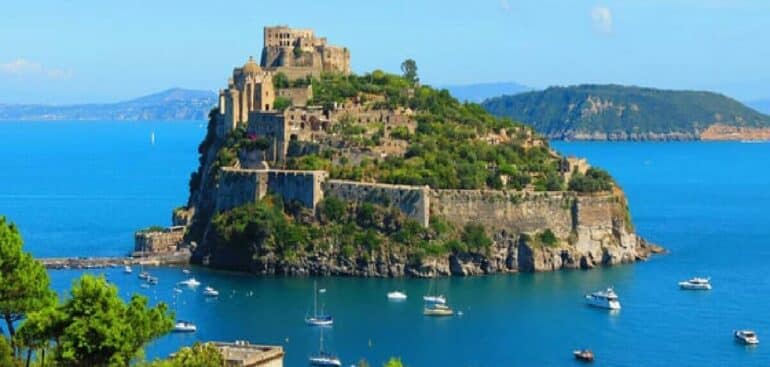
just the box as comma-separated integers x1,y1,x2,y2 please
2,121,770,366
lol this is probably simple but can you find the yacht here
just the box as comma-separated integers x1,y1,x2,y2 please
679,277,712,290
309,328,341,366
585,288,621,310
387,291,407,300
305,281,333,326
203,286,219,297
173,320,197,333
424,302,454,317
573,349,595,362
123,266,132,274
178,278,201,287
735,330,759,345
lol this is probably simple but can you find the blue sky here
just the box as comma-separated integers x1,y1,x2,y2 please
1,0,769,104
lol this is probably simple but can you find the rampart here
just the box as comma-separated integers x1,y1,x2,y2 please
216,167,327,212
134,226,186,253
323,180,430,227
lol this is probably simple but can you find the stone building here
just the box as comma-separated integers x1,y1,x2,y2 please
134,226,185,254
261,25,350,79
213,341,284,367
218,56,275,137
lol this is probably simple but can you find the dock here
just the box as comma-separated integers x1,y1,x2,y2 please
39,249,191,270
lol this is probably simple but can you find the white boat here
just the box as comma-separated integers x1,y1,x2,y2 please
585,288,621,310
305,281,333,326
203,286,219,297
146,276,159,285
178,278,201,287
182,269,191,274
123,266,132,274
424,302,454,317
679,277,712,290
735,330,759,345
387,291,407,300
309,328,341,366
173,320,197,333
138,271,150,280
423,295,446,304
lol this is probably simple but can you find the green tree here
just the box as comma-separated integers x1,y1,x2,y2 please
0,334,19,367
383,357,405,367
400,59,418,85
273,96,292,111
50,275,173,367
273,72,290,89
0,216,56,350
169,342,223,367
14,306,63,367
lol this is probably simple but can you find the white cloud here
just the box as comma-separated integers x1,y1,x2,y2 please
591,6,613,34
0,58,72,80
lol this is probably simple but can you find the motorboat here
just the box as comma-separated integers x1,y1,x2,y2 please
305,281,333,326
309,328,341,366
138,271,150,280
146,276,159,285
178,278,201,287
735,330,759,345
173,320,197,333
388,291,407,300
423,295,446,304
679,277,712,290
123,266,132,274
573,349,595,362
424,303,454,317
585,288,621,310
203,286,219,297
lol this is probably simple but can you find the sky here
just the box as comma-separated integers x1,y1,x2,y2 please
1,0,769,104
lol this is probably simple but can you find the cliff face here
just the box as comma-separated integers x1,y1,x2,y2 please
178,120,661,277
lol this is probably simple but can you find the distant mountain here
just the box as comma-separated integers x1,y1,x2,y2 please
0,88,217,121
747,99,770,114
482,84,770,141
444,82,532,103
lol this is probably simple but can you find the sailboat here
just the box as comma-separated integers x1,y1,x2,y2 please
423,278,447,304
305,281,333,326
308,327,341,366
150,131,156,145
171,288,197,333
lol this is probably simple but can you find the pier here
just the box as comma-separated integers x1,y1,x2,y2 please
39,249,191,270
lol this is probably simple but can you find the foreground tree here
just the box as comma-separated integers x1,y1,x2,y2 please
383,357,405,367
0,334,20,367
0,216,56,351
16,275,173,367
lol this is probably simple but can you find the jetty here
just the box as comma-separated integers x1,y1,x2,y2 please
39,249,191,270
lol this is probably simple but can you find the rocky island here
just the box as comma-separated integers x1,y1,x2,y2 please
162,26,660,277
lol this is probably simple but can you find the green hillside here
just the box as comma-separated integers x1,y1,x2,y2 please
481,84,770,140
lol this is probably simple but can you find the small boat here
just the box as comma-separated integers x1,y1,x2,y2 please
423,295,446,304
573,349,595,362
679,277,712,290
146,276,159,285
319,288,326,294
387,291,407,300
178,278,201,287
585,288,621,310
424,303,454,317
309,327,341,366
140,283,150,289
123,266,132,274
173,320,197,333
173,288,183,294
203,286,219,297
138,271,150,280
305,281,333,326
182,269,191,274
735,330,759,345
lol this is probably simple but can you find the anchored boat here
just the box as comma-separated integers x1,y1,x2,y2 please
585,288,621,310
308,328,341,366
305,281,333,326
679,277,712,290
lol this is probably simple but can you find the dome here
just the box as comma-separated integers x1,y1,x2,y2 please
242,56,261,74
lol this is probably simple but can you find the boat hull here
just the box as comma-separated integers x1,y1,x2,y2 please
585,295,621,310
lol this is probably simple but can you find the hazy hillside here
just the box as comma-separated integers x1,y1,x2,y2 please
0,88,216,121
445,82,531,103
482,84,770,141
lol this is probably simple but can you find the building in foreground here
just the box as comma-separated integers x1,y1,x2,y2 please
213,341,284,367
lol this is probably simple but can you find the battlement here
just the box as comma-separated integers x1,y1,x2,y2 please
217,167,328,212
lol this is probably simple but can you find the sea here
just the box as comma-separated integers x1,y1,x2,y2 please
1,120,769,366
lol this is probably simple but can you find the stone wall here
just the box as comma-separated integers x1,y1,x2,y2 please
216,167,327,212
134,226,185,253
278,86,313,107
323,180,430,226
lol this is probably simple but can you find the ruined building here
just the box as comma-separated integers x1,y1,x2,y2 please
261,25,350,79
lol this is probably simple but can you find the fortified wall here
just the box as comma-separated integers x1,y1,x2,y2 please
324,180,430,227
134,226,185,253
216,167,327,212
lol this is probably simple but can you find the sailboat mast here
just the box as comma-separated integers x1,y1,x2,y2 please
313,280,318,317
319,327,324,353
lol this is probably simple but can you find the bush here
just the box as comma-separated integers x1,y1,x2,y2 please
568,167,614,193
461,223,492,251
273,96,292,111
538,229,558,246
